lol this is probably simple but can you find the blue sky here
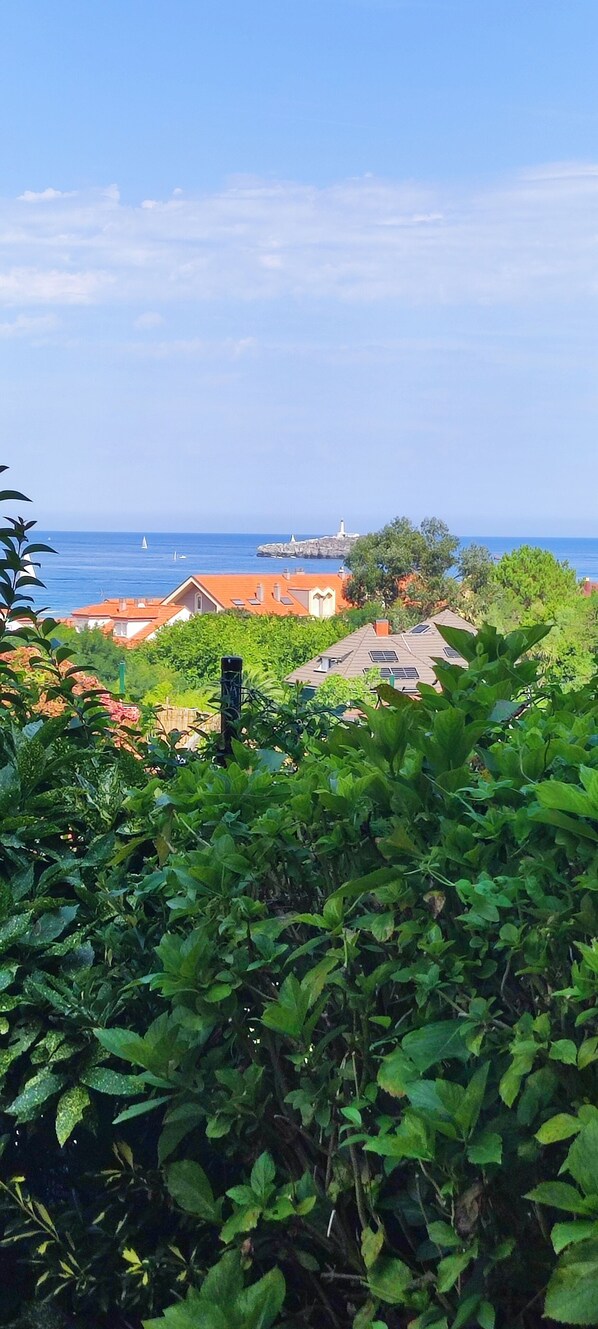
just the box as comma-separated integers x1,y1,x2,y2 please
2,0,598,533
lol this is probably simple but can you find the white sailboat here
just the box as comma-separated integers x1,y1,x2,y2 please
141,536,148,550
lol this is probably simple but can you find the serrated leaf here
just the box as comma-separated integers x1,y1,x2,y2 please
551,1221,598,1254
526,1182,590,1215
545,1237,598,1323
361,1225,384,1269
367,1256,411,1304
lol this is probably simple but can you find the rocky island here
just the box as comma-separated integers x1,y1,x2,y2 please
257,519,359,560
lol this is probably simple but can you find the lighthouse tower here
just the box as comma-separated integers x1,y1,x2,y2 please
337,518,346,538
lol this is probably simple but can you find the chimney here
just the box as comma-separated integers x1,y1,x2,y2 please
374,619,390,636
118,598,127,614
255,582,264,604
273,582,281,602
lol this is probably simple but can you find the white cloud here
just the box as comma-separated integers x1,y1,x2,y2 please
0,266,113,306
18,188,76,202
0,313,59,338
1,165,597,308
134,310,164,329
129,335,257,359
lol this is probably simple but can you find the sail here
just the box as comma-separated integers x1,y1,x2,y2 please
142,536,148,550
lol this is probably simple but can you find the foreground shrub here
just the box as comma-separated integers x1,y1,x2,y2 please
4,474,598,1326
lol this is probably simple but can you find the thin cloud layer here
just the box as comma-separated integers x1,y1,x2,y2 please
0,164,597,309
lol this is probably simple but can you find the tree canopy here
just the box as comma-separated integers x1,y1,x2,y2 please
486,543,579,620
345,516,460,607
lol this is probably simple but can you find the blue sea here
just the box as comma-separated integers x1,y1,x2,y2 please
25,531,598,618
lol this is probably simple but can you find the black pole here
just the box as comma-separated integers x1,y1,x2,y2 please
220,655,243,759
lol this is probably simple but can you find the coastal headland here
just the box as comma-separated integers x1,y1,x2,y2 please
257,520,359,559
257,534,358,559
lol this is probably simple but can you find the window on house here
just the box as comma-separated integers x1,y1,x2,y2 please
370,649,398,663
410,623,430,634
443,646,461,659
247,598,261,606
231,598,245,607
280,596,294,605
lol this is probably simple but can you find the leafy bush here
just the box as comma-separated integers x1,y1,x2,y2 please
138,610,355,691
6,475,598,1326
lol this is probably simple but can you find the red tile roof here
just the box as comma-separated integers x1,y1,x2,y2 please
165,572,351,616
70,597,183,646
71,597,165,620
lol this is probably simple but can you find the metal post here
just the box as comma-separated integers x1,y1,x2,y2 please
220,655,243,759
119,660,126,696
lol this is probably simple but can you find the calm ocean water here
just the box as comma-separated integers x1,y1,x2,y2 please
26,531,598,618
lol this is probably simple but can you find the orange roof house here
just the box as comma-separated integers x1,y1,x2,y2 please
70,596,189,646
162,571,351,619
70,572,351,647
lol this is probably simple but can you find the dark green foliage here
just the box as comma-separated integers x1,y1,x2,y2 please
139,610,349,690
345,516,460,608
471,545,598,688
457,544,495,595
7,475,598,1326
488,543,578,617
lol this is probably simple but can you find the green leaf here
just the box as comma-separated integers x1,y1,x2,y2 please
578,1037,598,1070
545,1238,598,1324
81,1067,145,1095
477,1302,495,1329
466,1131,502,1165
437,1249,475,1293
361,1226,384,1269
250,1152,276,1203
113,1095,171,1124
94,1026,152,1067
526,1182,590,1215
367,1256,411,1304
536,781,596,818
261,974,310,1039
451,1294,481,1329
549,1039,578,1065
401,1021,469,1072
536,1114,582,1144
7,1070,65,1122
427,1221,461,1250
455,1062,489,1135
55,1086,90,1147
237,1266,286,1329
165,1160,221,1224
566,1117,598,1196
220,1204,262,1244
552,1221,598,1255
377,1050,417,1097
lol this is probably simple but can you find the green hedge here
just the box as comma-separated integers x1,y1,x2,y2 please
4,608,598,1326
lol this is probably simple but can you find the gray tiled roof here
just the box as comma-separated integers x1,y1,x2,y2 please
286,607,476,693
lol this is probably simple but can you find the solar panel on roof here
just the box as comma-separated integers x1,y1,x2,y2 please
370,649,398,663
381,666,419,680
